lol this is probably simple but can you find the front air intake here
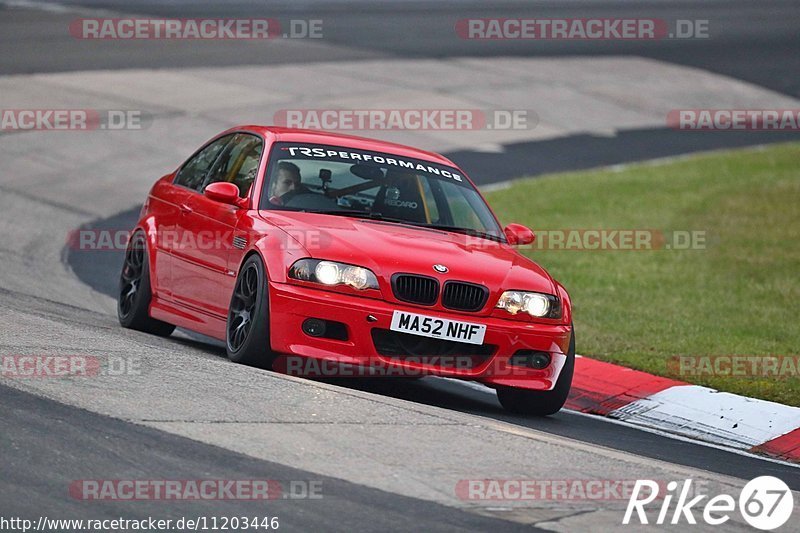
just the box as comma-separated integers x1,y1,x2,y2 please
442,281,489,312
391,274,439,306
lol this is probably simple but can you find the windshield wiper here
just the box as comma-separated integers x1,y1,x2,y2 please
313,210,418,226
312,211,504,242
411,223,504,242
314,209,384,219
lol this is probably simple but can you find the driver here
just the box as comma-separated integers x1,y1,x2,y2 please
269,162,309,204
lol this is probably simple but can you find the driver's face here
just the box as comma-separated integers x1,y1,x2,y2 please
274,169,300,197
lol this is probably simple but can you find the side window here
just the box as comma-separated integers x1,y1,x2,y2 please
174,135,233,191
203,134,264,198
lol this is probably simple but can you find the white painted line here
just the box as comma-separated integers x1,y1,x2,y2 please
437,376,800,468
565,408,800,470
610,385,800,449
1,0,134,17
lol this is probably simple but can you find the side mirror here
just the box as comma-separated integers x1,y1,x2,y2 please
504,223,535,246
204,182,242,206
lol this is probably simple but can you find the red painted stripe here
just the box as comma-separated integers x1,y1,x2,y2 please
750,428,800,463
566,357,685,415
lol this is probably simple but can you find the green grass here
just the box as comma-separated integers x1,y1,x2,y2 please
484,143,800,406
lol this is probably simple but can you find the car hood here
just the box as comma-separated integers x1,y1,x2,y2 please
261,211,556,298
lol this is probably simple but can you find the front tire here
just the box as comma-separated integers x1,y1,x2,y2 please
226,254,276,367
496,325,575,416
117,231,175,337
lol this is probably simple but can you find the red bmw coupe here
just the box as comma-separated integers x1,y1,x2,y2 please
118,126,574,415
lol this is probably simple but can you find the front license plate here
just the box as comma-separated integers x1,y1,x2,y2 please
390,311,487,345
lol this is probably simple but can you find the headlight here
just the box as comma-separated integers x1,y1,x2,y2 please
289,259,379,290
315,261,340,285
496,291,561,318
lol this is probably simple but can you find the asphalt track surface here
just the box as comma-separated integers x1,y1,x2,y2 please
1,0,799,181
6,0,800,99
0,383,539,533
2,0,800,530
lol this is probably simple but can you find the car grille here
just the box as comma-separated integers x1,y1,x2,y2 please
371,329,495,369
442,281,489,312
391,274,439,305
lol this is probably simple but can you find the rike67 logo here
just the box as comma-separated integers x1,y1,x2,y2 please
624,476,794,530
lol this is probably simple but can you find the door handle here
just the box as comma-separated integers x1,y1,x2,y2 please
179,203,193,214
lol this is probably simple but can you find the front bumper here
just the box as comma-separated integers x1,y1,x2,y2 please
268,281,572,391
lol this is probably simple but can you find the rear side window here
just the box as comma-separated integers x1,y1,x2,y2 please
174,135,233,191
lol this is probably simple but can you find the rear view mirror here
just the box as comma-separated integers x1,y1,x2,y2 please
204,182,242,206
350,164,384,181
504,223,535,246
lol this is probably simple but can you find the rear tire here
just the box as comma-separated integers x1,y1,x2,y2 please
117,231,175,337
226,254,276,368
496,325,575,416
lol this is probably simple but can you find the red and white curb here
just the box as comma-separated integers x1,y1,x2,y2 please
567,356,800,464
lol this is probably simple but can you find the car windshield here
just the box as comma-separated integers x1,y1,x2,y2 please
261,143,504,240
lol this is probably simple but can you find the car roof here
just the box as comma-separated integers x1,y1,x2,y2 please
225,125,459,168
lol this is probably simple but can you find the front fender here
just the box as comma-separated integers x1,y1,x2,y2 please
235,221,311,284
554,281,572,327
133,215,163,297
